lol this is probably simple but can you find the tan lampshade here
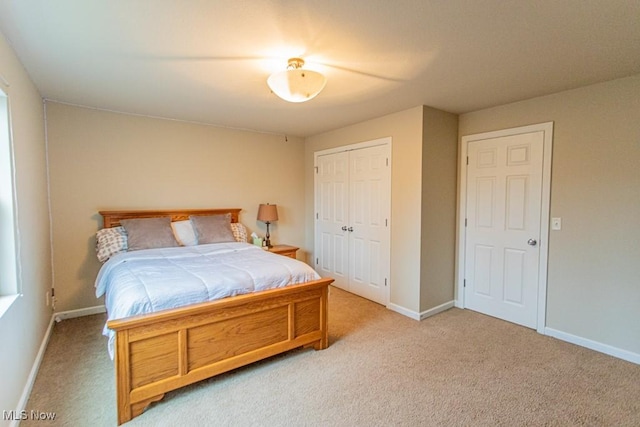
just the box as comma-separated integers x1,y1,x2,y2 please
257,204,278,222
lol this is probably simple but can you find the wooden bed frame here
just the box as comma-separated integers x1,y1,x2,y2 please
99,209,333,425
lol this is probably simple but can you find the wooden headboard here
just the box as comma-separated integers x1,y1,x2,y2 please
99,208,241,229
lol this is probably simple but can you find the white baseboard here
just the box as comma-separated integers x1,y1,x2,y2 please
11,315,55,427
387,303,420,320
420,300,455,320
387,300,455,321
545,327,640,365
53,305,106,322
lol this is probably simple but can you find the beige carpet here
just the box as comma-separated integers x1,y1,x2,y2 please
23,287,640,426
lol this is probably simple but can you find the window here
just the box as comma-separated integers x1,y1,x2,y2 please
0,87,19,302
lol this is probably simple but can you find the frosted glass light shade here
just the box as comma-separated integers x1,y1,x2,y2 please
267,68,326,103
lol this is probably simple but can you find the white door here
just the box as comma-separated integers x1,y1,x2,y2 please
315,141,391,306
348,144,390,304
464,130,545,328
316,151,350,290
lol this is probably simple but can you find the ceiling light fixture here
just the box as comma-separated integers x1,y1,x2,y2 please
267,58,326,103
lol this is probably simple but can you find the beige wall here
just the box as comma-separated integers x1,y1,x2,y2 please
46,102,307,312
0,31,52,422
420,107,458,311
2,36,635,427
459,74,640,355
305,106,425,312
305,106,459,315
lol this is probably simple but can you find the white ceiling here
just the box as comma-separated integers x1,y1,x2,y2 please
1,1,639,137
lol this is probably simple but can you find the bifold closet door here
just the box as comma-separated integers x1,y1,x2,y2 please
316,151,350,290
315,144,390,305
347,145,389,305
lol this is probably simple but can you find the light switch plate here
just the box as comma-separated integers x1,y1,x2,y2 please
551,217,562,230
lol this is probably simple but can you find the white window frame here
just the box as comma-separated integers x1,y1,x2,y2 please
0,81,22,317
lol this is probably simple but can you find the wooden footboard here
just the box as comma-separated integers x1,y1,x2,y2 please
108,278,332,425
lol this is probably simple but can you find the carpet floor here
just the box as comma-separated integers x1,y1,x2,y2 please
23,287,640,426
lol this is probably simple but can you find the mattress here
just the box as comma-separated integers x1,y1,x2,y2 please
95,241,320,357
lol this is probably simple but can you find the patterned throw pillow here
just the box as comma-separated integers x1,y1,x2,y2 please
231,223,248,243
96,226,128,262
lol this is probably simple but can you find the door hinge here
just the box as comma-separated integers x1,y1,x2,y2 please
314,166,319,174
316,212,319,220
466,156,469,165
316,258,319,264
385,278,388,287
463,279,466,288
51,287,55,297
386,158,389,166
465,218,467,227
385,218,388,227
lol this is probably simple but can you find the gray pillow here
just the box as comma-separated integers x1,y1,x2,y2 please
120,217,179,251
190,214,235,244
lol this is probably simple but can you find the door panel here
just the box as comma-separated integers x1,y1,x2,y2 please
473,245,493,296
315,142,390,305
464,131,544,328
348,144,389,305
504,248,525,304
316,151,349,290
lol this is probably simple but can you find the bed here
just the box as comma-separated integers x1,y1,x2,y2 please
96,208,333,425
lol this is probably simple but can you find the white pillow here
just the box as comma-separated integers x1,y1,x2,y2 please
172,220,248,245
171,220,198,246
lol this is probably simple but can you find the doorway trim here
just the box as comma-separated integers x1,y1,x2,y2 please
456,122,553,333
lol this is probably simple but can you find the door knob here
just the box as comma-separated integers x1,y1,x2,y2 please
341,226,347,231
527,239,537,246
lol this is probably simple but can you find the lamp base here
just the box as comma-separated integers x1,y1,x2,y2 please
265,222,272,248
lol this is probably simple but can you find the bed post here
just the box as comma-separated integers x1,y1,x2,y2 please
114,329,133,425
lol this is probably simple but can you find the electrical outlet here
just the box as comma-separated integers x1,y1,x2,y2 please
552,217,562,230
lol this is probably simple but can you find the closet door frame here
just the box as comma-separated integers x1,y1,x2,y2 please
314,137,392,306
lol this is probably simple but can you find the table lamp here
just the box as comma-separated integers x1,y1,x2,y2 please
257,203,278,248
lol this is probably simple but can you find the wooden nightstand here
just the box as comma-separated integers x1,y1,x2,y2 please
267,244,299,259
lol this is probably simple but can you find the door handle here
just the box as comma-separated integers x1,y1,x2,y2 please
341,226,348,231
527,239,537,246
348,227,354,232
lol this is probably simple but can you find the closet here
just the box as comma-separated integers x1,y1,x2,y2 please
314,138,391,305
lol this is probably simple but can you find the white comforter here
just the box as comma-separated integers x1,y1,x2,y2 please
95,242,320,358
